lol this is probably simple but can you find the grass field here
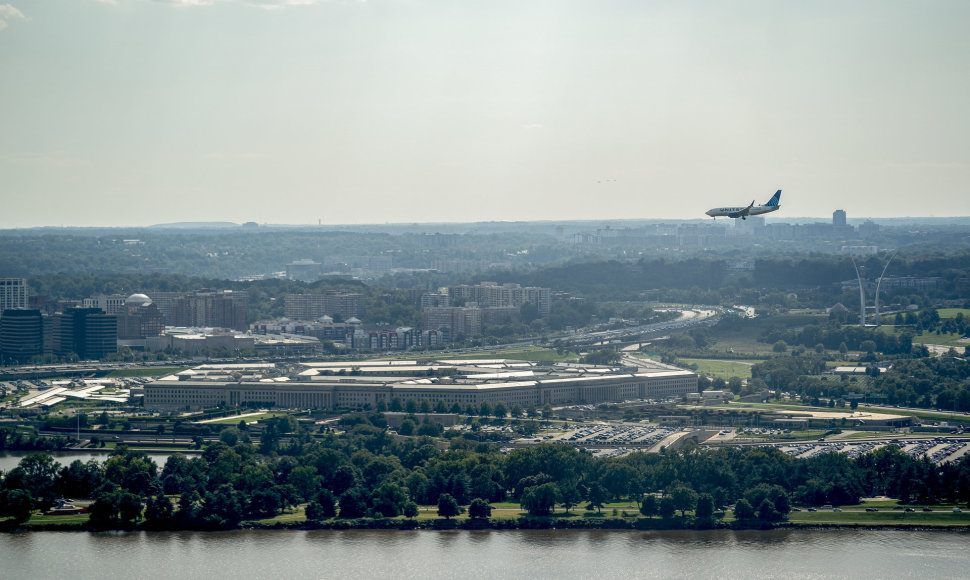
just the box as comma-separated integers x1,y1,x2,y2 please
788,508,970,526
937,308,970,319
679,358,754,380
876,326,968,348
203,412,289,425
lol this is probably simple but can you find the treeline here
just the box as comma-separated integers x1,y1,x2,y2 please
759,319,919,355
3,422,970,530
0,427,72,452
748,354,970,411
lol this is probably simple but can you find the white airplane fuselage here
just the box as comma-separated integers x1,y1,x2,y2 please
705,204,780,218
706,190,782,219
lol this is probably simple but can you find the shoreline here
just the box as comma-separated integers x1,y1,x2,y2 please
10,518,970,533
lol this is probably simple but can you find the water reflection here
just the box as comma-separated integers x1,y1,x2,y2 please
1,528,969,579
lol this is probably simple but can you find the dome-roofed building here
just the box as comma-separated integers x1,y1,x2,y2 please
118,294,164,341
126,293,153,306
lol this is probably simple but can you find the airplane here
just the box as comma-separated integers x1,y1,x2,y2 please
705,190,782,220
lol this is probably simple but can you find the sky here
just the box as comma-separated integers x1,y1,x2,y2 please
1,0,968,228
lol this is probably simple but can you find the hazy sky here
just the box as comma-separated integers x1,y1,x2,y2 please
1,1,968,227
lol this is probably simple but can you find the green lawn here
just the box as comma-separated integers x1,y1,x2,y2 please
680,358,754,380
789,508,970,526
937,308,970,319
876,326,968,348
203,412,289,425
25,513,90,526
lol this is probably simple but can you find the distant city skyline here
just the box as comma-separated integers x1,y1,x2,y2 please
1,1,968,227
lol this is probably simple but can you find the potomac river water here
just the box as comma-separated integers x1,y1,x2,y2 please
1,528,968,579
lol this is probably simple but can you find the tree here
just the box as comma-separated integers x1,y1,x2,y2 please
659,496,676,519
559,482,582,514
88,490,143,529
479,401,492,417
399,419,416,436
305,501,327,522
520,483,559,516
773,340,788,353
733,498,755,520
219,426,240,446
403,501,419,519
0,489,34,525
144,494,174,529
695,493,715,521
639,495,658,518
493,401,508,419
671,485,698,518
586,482,607,513
338,487,370,519
314,489,337,518
757,498,780,523
437,493,461,520
371,482,408,518
468,497,492,519
542,404,553,419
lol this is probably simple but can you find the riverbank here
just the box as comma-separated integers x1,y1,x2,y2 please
7,514,970,533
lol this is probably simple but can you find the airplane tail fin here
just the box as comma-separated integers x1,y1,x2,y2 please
765,190,782,207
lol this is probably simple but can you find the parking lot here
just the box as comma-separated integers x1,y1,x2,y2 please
779,438,970,464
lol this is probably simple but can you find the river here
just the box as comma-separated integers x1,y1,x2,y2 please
0,451,180,472
1,529,967,579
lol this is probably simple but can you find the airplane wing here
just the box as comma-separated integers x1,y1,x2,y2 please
728,200,755,219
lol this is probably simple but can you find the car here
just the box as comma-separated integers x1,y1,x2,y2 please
807,507,817,512
904,508,915,512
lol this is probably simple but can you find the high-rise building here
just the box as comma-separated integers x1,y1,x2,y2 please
323,291,364,319
0,278,28,317
446,282,551,317
148,289,249,330
284,294,327,320
116,294,165,339
286,259,322,282
423,306,482,339
833,209,847,226
283,292,364,320
82,294,127,315
0,309,44,364
54,307,117,360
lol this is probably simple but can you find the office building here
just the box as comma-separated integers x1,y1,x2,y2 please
0,278,28,317
82,294,127,315
0,309,44,363
116,294,165,340
144,359,698,412
147,289,249,331
833,209,847,226
54,307,117,360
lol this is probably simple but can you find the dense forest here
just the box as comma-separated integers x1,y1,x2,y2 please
3,420,969,530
